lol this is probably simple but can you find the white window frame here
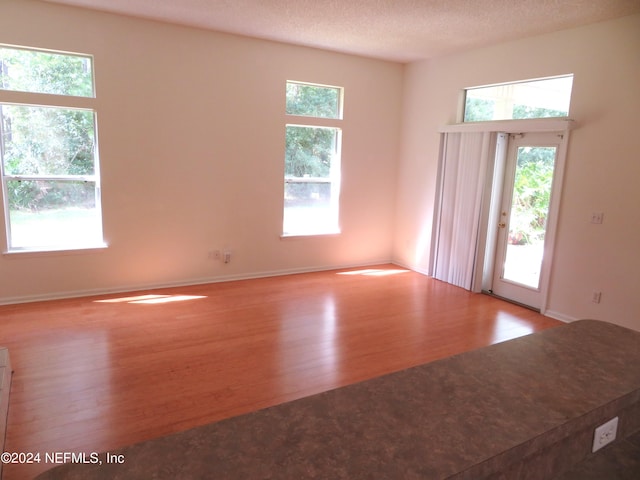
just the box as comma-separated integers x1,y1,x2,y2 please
283,81,343,237
0,44,105,254
462,75,574,123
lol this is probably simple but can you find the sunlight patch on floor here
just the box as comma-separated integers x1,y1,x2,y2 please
337,268,409,277
95,294,206,304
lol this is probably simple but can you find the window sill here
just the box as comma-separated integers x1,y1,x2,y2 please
281,231,341,239
3,243,108,258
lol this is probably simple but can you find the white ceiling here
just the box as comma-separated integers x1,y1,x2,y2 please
41,0,640,63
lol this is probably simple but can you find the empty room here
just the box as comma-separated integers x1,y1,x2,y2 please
1,0,639,478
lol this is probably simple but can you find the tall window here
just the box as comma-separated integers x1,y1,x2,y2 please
463,75,573,122
284,81,343,236
0,45,103,251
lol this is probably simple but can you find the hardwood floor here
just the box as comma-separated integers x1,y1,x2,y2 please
0,265,562,479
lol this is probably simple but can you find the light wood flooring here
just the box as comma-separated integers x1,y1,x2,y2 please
0,265,562,479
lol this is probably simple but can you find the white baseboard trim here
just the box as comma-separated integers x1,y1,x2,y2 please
391,259,431,277
0,260,395,306
544,310,579,323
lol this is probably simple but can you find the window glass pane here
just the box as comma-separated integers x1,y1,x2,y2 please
0,46,94,97
284,125,340,235
286,82,341,119
1,104,96,176
283,180,337,235
285,125,336,178
6,179,102,249
464,76,573,122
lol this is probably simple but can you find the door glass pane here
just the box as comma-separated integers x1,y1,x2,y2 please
503,146,556,288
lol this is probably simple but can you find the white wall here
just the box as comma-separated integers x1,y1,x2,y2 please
0,0,403,302
394,14,640,331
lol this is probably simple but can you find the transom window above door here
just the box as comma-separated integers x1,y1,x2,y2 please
463,75,574,122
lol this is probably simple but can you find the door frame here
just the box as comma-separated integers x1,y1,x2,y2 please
485,131,569,310
481,129,569,314
437,118,574,314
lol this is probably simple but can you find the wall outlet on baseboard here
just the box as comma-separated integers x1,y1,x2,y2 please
592,416,618,452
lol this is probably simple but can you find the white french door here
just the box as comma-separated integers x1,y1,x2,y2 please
431,120,572,313
488,131,567,310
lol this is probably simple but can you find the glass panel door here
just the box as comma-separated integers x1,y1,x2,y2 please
491,132,563,310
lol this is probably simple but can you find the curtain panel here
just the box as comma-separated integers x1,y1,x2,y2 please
430,132,494,290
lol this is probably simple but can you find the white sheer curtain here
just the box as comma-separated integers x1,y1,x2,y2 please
430,132,494,290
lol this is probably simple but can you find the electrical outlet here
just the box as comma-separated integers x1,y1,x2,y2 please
591,291,602,304
223,251,231,264
592,416,618,452
590,212,604,224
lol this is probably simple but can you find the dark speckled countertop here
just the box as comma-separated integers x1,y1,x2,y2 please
38,320,640,479
555,430,640,480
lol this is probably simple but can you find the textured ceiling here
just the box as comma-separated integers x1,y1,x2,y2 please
40,0,640,62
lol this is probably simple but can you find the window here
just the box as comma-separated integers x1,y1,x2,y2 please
0,45,103,252
463,75,573,122
284,81,343,236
